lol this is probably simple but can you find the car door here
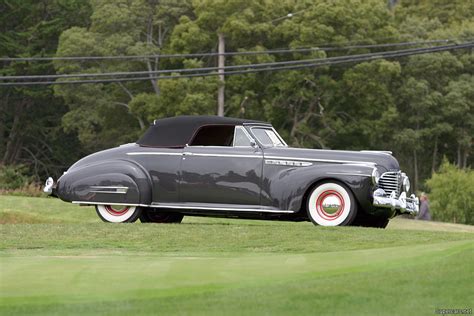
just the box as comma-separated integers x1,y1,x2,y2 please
130,148,184,203
179,125,263,206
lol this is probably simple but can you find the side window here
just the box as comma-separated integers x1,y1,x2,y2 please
233,126,252,147
189,125,234,146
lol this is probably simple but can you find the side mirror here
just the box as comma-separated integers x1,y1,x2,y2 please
250,139,258,148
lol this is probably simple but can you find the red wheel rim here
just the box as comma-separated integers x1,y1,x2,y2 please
315,190,345,221
104,205,130,216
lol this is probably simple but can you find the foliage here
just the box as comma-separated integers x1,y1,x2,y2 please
1,0,473,192
426,160,474,225
0,0,91,179
0,164,31,190
0,164,43,196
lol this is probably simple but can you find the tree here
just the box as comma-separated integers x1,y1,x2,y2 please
54,0,194,151
443,75,474,168
426,160,474,225
0,0,91,179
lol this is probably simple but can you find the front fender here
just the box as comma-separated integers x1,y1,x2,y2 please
262,163,375,212
56,159,152,205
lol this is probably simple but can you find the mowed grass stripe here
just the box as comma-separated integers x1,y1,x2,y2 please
0,241,472,315
1,195,473,315
2,222,474,254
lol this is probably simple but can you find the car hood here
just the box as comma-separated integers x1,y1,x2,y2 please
263,147,399,172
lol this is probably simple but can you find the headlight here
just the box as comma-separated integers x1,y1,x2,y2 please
371,168,380,185
403,176,411,193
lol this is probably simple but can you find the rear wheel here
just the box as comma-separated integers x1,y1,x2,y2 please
95,205,142,223
139,208,184,223
307,181,357,226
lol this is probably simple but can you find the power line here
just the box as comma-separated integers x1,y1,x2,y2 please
269,8,307,23
1,41,472,86
2,42,471,82
0,39,455,62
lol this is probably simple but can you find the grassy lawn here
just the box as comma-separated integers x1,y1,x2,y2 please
0,195,473,315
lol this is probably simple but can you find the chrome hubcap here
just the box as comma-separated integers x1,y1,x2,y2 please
320,194,342,215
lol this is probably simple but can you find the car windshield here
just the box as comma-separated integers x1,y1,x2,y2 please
251,127,287,147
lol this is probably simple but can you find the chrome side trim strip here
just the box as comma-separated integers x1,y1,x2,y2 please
71,201,294,213
126,152,182,156
90,186,128,189
265,159,312,167
89,190,127,194
326,172,372,177
72,201,146,207
127,152,262,159
183,152,262,159
264,155,376,166
89,186,128,194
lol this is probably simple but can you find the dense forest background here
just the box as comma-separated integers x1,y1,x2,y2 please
1,0,473,194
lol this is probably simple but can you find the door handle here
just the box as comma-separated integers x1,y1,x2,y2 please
183,152,193,156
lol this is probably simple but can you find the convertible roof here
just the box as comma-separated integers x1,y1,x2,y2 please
136,115,269,147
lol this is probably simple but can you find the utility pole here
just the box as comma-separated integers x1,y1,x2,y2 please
217,33,225,117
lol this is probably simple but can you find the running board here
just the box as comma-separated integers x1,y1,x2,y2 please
72,201,295,214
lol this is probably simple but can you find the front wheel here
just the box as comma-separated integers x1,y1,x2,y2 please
307,181,357,226
95,205,142,223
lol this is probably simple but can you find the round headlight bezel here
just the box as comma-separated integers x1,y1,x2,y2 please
371,168,380,185
403,176,411,193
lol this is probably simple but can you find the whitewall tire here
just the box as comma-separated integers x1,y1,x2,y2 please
307,182,357,226
95,205,141,223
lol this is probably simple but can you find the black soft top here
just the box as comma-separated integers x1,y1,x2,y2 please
136,115,269,147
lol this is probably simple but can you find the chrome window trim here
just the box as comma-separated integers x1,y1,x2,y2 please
71,201,294,213
232,125,256,147
271,127,288,146
249,126,288,148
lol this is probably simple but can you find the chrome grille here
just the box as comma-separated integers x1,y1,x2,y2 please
379,171,401,197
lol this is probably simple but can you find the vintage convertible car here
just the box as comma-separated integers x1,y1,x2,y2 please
44,115,418,227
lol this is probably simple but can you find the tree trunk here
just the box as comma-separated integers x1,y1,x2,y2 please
3,103,24,165
431,135,438,172
462,149,469,169
217,32,225,117
457,143,462,168
147,60,160,96
413,149,418,192
146,14,160,96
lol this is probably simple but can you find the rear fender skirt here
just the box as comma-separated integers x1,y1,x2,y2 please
262,163,375,212
56,160,152,205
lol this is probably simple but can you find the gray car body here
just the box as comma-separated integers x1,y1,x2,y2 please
55,122,400,220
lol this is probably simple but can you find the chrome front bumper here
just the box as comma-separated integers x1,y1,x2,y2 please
43,177,55,195
372,189,419,215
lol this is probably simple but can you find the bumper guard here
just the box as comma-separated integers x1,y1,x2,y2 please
373,189,419,215
43,177,57,197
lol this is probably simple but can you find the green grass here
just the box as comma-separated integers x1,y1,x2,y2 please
1,195,473,315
